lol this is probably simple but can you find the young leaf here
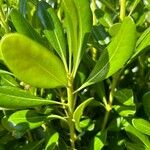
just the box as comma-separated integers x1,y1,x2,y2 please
73,98,94,132
72,0,92,76
0,86,60,109
125,124,150,148
2,110,46,132
132,119,150,136
62,0,78,69
0,33,67,88
77,17,136,91
142,91,150,117
37,2,67,66
10,9,45,46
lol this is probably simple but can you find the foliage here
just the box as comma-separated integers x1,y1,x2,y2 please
0,0,149,149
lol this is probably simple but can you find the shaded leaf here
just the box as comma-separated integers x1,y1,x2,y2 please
89,130,107,150
0,86,60,109
142,91,150,117
10,9,44,45
0,33,67,88
18,139,44,150
77,17,136,91
2,110,46,138
113,89,135,117
37,2,67,65
73,98,94,132
125,124,150,148
132,118,150,136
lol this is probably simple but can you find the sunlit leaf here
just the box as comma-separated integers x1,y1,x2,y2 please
77,17,136,91
45,132,59,150
73,0,92,75
37,2,67,65
73,98,94,132
0,86,60,109
2,110,46,132
0,33,67,88
125,124,150,148
132,119,150,136
89,130,107,150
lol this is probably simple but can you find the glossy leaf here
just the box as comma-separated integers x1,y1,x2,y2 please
113,89,135,117
77,17,136,91
37,2,66,64
142,91,150,117
125,141,147,150
73,98,94,132
10,9,44,45
130,26,150,61
45,132,59,150
0,86,60,109
132,119,150,136
125,124,150,148
73,0,92,75
0,33,67,88
2,110,46,132
62,0,78,67
90,130,107,150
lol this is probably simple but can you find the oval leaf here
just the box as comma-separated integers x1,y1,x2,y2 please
2,110,46,132
132,119,150,136
0,86,60,109
73,98,94,132
77,17,136,91
0,33,67,88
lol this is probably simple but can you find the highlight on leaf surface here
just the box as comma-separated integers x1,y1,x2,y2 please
0,33,67,88
76,16,136,92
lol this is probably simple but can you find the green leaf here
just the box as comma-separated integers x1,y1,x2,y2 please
2,110,46,132
142,91,150,117
43,9,67,64
73,0,92,75
130,26,150,61
73,98,94,132
129,0,141,16
10,9,44,45
124,141,147,150
0,86,60,109
0,33,67,88
89,130,107,150
132,119,150,136
0,74,19,87
125,124,150,148
18,140,44,150
77,17,136,91
45,132,59,150
62,0,78,68
113,89,135,117
109,23,121,37
37,2,67,65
